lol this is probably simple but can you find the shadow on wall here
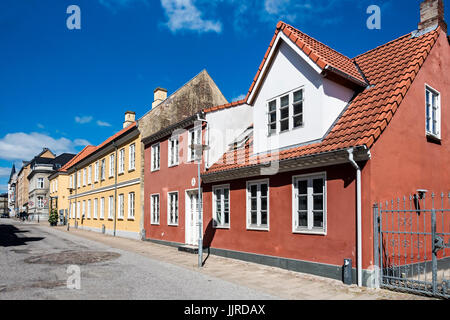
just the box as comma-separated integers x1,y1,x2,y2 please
202,219,217,267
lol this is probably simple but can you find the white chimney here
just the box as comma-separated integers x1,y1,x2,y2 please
152,87,168,108
123,111,135,128
418,0,447,33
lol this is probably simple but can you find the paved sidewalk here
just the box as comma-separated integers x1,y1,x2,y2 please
47,224,430,300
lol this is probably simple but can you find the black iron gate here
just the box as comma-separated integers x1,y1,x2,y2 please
373,192,449,298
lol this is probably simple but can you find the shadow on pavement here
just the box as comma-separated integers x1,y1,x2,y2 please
0,224,45,247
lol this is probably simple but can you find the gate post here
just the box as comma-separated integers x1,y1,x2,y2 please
373,204,380,289
431,209,437,295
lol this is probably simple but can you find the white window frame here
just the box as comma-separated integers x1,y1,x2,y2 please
150,193,160,225
109,154,115,178
83,168,86,186
100,197,105,219
118,194,124,219
267,87,305,136
93,198,98,219
77,201,80,219
55,179,58,192
168,136,179,167
129,143,136,171
151,143,160,172
425,85,441,140
72,202,76,219
95,161,99,182
188,127,202,162
87,199,91,219
118,149,125,174
128,192,135,220
69,175,73,189
37,177,44,189
246,179,270,231
77,171,81,188
167,191,179,226
292,172,327,235
101,159,106,180
88,165,92,185
108,196,114,220
37,196,44,209
212,184,230,229
82,200,86,218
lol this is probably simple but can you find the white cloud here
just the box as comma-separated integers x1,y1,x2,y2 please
37,123,45,129
232,94,246,101
161,0,222,34
0,132,85,161
75,116,93,124
74,139,91,146
96,120,112,127
98,0,149,11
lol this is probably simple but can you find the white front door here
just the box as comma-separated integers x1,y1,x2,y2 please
185,190,200,246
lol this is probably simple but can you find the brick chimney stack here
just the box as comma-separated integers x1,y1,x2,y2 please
418,0,447,33
152,87,168,108
123,111,135,128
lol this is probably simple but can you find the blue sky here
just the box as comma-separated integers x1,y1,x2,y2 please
0,0,448,191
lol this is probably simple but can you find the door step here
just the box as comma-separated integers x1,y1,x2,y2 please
178,245,199,254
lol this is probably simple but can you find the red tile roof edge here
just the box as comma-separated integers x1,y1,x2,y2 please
62,122,138,171
203,99,247,113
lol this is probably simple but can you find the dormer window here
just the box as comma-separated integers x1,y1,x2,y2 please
267,88,304,135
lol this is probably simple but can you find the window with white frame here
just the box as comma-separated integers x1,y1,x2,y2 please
82,200,86,218
69,175,73,189
88,165,92,184
100,197,105,219
55,179,58,191
167,192,178,225
37,196,44,208
213,185,230,228
267,88,304,135
128,192,135,219
188,127,202,162
108,196,114,220
72,202,75,219
426,86,441,139
118,148,125,174
83,168,86,186
151,143,160,171
109,154,115,178
87,199,91,219
247,180,269,230
129,144,136,170
93,198,98,219
77,171,81,188
37,178,44,189
168,136,179,167
151,194,160,224
118,194,124,219
293,174,326,233
95,161,99,182
101,159,106,180
77,201,80,219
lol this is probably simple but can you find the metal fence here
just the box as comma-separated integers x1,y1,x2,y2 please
373,192,450,299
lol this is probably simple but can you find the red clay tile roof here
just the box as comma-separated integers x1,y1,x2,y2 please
61,122,137,171
60,145,97,171
206,25,442,175
203,99,247,113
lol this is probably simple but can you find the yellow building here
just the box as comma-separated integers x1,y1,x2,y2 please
65,112,143,240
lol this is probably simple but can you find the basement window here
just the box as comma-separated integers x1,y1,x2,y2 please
425,85,441,140
293,173,327,235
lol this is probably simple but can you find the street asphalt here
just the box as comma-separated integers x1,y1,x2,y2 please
0,218,277,300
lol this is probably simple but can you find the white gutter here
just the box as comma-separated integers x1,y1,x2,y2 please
347,148,362,287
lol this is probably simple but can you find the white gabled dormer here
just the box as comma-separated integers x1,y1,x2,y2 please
250,31,357,155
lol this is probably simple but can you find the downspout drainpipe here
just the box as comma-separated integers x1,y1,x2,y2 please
347,148,362,287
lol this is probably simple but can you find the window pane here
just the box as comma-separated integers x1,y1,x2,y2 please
269,112,276,123
250,185,257,197
261,197,267,211
313,195,323,210
251,211,257,225
281,95,289,107
280,119,289,132
269,100,276,112
313,179,324,194
298,211,308,227
294,90,303,103
298,195,307,211
260,184,268,197
280,107,289,119
298,180,307,195
261,211,267,225
313,211,323,228
251,198,257,211
293,102,303,115
293,115,303,128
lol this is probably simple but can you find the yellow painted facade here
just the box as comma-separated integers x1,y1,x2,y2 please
49,172,70,221
67,126,142,240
